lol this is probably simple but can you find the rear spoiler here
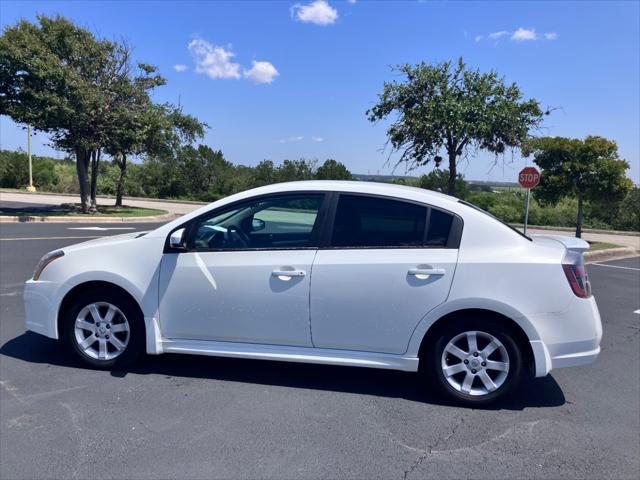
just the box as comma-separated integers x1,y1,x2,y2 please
530,234,590,253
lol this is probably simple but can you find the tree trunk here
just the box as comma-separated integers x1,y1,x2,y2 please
89,149,100,212
115,153,127,207
75,149,91,213
447,150,457,197
575,193,584,238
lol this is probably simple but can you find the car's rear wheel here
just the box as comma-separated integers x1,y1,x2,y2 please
425,316,523,406
63,289,143,369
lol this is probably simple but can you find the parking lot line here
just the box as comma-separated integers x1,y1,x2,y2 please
590,263,640,271
0,236,102,241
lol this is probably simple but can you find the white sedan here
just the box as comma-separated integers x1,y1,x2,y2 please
24,181,602,406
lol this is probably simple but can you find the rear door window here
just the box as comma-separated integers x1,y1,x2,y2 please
330,195,427,248
425,208,454,247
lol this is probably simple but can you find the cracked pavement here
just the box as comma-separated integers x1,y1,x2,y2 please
1,223,639,479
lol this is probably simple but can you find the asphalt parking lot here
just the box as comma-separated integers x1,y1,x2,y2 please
1,221,639,480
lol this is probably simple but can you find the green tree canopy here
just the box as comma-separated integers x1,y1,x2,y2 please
0,15,199,211
523,135,633,237
367,58,544,197
315,159,352,180
105,99,206,206
418,169,468,198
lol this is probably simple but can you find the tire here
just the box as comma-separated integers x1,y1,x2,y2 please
63,288,144,369
423,315,523,407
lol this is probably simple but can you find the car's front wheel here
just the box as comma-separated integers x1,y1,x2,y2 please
425,316,523,406
63,288,143,369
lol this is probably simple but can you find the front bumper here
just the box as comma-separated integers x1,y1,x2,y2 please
529,295,603,377
24,279,59,339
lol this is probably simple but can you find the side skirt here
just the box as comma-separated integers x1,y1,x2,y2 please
161,338,420,372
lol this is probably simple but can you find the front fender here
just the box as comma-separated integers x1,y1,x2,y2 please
49,269,159,340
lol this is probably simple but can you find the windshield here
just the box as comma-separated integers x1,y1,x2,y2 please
457,200,532,241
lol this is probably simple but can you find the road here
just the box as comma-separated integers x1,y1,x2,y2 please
0,221,639,479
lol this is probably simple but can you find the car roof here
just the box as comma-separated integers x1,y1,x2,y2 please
149,180,469,238
242,180,460,208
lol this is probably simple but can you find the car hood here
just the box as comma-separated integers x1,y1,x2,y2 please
61,231,148,253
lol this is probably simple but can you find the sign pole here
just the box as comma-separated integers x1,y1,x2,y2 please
518,166,540,236
26,125,36,192
523,188,530,236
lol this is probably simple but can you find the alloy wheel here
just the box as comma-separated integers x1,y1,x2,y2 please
441,330,510,397
74,301,130,361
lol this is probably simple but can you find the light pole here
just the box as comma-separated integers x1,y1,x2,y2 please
26,125,36,192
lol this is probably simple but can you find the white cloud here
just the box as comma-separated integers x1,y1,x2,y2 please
188,38,241,80
347,0,356,3
511,27,537,41
280,136,304,144
312,136,324,142
291,0,338,26
173,64,188,72
244,61,279,84
489,30,509,40
475,28,558,44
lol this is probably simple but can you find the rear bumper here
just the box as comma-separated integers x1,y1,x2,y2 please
530,295,602,377
24,279,59,339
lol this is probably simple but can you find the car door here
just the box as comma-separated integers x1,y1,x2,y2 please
310,193,460,354
158,193,327,347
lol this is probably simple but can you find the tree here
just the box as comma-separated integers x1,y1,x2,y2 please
276,159,316,183
252,160,277,187
613,188,640,231
315,159,352,180
367,58,544,197
523,136,633,237
418,169,468,198
106,101,206,207
0,15,170,211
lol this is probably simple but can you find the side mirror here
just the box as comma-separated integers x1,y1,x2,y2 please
169,228,187,250
251,218,266,231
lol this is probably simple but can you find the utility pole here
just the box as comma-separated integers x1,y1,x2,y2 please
26,125,36,192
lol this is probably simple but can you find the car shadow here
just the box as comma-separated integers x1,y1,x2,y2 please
1,332,565,410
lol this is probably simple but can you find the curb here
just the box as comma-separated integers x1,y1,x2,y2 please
584,247,639,263
0,212,177,224
0,189,207,206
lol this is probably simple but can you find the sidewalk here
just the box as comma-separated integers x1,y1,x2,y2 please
0,191,203,216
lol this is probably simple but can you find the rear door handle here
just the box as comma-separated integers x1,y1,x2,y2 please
272,269,306,278
408,268,445,276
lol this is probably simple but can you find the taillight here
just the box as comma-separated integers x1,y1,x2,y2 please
562,250,591,298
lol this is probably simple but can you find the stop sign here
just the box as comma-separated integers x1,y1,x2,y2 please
518,167,540,189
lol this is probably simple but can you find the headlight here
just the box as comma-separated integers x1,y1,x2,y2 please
33,250,64,281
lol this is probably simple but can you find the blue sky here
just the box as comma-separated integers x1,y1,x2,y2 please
1,0,638,183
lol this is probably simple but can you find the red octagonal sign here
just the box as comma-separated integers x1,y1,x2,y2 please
518,166,540,189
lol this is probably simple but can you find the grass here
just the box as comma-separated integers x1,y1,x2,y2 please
588,241,622,251
0,203,167,218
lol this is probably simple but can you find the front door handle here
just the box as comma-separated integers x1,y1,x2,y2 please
272,269,306,278
408,268,445,276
